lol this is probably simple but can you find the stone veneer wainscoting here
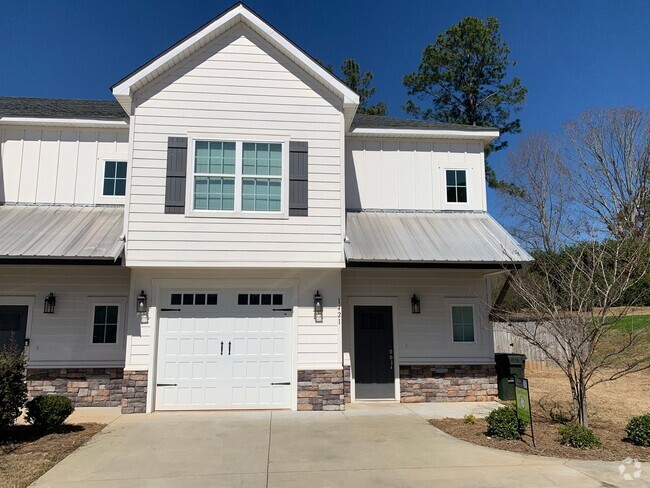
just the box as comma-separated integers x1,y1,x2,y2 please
400,364,498,402
297,369,345,411
26,368,148,414
343,364,351,404
26,368,124,407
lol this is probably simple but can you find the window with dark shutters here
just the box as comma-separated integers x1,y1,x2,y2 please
289,141,308,216
164,137,188,214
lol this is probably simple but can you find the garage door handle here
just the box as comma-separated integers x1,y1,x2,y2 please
273,308,292,312
221,341,224,355
156,383,177,387
271,382,290,386
161,308,181,312
228,341,231,355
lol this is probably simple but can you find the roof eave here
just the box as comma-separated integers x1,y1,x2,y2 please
348,127,500,144
0,117,129,128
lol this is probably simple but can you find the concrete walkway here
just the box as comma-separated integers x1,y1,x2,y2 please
32,403,647,488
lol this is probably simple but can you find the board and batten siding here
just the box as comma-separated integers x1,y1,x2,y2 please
0,266,131,367
125,268,342,372
0,126,129,205
342,268,495,366
127,24,345,268
345,138,487,211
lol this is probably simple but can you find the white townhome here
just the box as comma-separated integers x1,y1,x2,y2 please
0,3,531,413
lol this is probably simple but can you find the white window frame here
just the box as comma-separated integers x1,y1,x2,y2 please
444,168,468,204
95,155,128,205
185,135,290,219
87,298,126,347
449,303,477,343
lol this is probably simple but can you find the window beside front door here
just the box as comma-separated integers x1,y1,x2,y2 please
190,140,286,215
0,306,29,352
446,169,467,203
451,305,475,342
92,305,119,344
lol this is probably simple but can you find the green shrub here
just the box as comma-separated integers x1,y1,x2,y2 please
558,423,602,449
25,395,74,432
463,413,476,424
625,414,650,447
486,406,525,440
0,349,27,432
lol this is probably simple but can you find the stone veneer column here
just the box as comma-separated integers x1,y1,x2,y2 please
400,364,498,402
121,370,148,414
297,369,345,411
343,365,351,404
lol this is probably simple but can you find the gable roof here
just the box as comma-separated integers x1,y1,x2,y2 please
111,2,359,117
0,97,127,120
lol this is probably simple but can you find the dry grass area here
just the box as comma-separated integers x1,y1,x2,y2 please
0,423,105,488
431,368,650,461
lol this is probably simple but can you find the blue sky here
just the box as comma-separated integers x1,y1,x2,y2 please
1,0,649,218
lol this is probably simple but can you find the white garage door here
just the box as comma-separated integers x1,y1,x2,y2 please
155,289,292,410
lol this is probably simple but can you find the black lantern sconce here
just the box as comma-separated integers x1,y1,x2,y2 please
411,294,421,314
313,290,323,323
43,293,56,314
136,290,148,314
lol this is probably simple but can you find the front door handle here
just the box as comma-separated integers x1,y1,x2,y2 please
389,349,394,370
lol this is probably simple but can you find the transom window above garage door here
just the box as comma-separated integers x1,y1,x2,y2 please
170,293,218,306
190,140,286,215
238,293,283,306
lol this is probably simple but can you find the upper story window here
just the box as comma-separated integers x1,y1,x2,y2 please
451,305,475,342
446,170,467,203
191,140,284,214
103,161,127,196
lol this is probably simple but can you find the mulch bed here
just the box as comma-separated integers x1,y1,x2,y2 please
0,423,105,488
430,417,649,462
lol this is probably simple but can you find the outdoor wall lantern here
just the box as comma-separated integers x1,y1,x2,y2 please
136,290,148,314
43,293,56,314
411,294,421,314
314,290,323,323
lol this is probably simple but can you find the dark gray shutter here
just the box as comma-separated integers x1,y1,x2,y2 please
164,137,188,214
289,141,308,216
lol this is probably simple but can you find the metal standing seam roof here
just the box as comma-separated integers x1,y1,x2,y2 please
0,205,125,260
345,211,533,264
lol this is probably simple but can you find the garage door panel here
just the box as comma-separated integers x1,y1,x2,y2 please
156,289,292,410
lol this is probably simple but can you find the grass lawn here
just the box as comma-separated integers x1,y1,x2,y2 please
0,423,105,488
609,314,650,332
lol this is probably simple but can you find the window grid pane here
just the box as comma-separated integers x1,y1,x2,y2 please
452,306,474,342
195,141,235,175
242,178,281,212
243,142,282,176
103,161,127,196
92,305,119,344
446,170,468,203
194,177,235,211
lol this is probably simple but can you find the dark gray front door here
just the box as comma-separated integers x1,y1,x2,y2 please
0,306,29,352
354,306,394,388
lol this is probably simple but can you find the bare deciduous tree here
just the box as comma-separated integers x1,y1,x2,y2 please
567,107,650,238
496,238,650,426
501,133,575,252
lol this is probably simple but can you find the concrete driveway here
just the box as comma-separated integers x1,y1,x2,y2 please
32,404,646,488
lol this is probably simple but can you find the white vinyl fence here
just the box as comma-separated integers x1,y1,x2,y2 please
491,321,564,370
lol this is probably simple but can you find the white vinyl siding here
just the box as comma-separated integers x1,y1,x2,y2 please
127,24,345,267
345,138,486,211
0,127,129,205
0,266,131,367
342,268,494,365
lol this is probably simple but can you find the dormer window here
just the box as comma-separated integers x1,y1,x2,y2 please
446,170,467,203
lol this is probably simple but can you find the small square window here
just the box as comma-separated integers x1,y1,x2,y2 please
183,294,194,305
170,294,181,305
194,294,206,305
92,305,119,344
446,170,468,203
238,294,248,305
207,294,218,305
249,294,260,305
103,161,127,196
272,294,283,305
261,294,272,305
